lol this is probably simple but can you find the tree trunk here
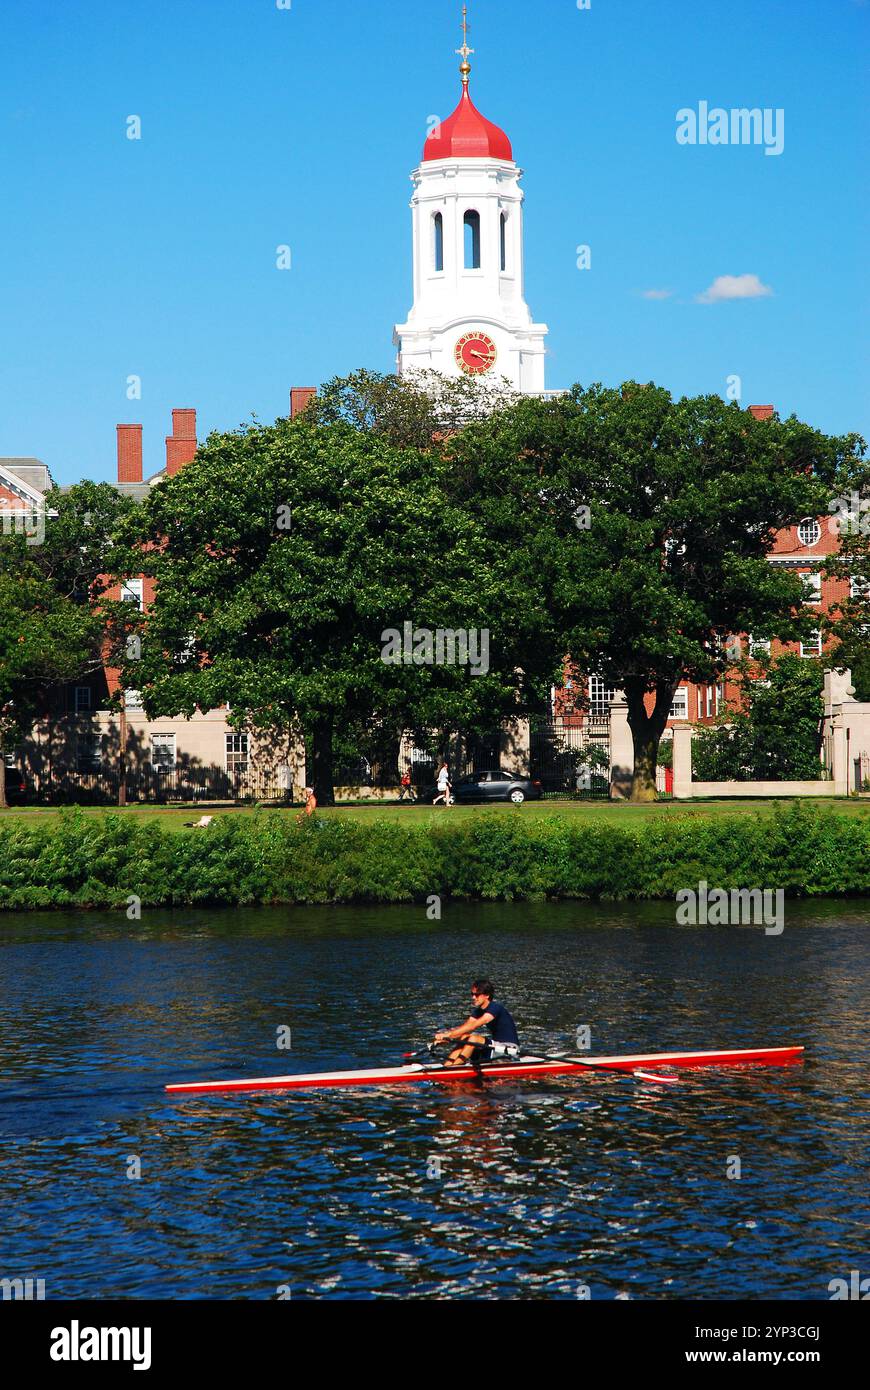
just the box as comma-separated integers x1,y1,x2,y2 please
626,679,676,802
118,697,127,807
311,715,335,807
0,742,7,810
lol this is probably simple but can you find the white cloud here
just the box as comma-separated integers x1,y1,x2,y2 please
641,288,673,300
695,273,773,304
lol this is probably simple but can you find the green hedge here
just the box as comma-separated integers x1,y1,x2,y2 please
0,804,867,911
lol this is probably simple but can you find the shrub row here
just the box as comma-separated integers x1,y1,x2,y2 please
0,803,867,911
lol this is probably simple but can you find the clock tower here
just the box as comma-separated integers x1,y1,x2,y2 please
393,9,549,394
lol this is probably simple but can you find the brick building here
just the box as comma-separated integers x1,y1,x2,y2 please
1,403,312,800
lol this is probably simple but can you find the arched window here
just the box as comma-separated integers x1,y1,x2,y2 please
464,210,481,269
500,212,508,272
433,212,444,272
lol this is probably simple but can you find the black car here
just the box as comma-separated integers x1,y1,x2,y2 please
450,770,543,805
3,769,28,804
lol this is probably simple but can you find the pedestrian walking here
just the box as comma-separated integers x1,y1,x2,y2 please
433,762,452,806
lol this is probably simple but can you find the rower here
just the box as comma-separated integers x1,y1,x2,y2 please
434,979,520,1067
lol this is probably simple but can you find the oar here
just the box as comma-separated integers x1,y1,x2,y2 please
401,1042,445,1060
402,1043,684,1086
533,1048,686,1084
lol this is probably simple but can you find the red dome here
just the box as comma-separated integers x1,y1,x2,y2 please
423,86,513,162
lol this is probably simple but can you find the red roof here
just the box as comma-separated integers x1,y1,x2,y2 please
423,86,513,162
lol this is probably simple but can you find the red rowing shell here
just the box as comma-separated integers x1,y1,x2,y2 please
165,1045,804,1097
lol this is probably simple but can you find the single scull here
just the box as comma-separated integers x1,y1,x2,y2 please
166,1044,804,1097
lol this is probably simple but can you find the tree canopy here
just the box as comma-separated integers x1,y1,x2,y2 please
109,374,866,802
0,482,134,805
692,653,825,782
118,406,558,802
447,382,866,796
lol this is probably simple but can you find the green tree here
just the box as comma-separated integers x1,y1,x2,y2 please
306,367,517,448
692,654,825,781
118,409,553,804
449,384,866,799
0,484,137,807
822,514,870,701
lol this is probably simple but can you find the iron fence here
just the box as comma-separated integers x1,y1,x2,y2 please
11,763,296,806
529,716,610,798
6,714,617,805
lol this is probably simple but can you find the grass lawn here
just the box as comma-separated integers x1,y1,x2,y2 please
0,796,866,832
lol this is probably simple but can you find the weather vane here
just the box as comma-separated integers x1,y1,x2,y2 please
456,4,474,87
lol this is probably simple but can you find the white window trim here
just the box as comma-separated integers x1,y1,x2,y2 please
74,686,92,712
150,732,176,768
797,518,821,547
225,732,250,771
432,211,444,274
121,578,145,610
588,674,618,718
800,631,822,658
77,732,102,770
669,687,689,720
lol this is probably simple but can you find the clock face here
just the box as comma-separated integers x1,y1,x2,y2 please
455,331,497,376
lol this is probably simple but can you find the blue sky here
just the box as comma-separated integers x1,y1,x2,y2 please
0,0,866,485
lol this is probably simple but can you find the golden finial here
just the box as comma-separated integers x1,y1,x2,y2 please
456,4,474,87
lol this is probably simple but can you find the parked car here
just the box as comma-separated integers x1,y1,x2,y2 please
3,769,28,804
426,770,542,805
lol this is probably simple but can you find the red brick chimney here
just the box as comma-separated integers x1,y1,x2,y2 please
117,424,143,483
172,408,197,440
165,408,197,477
290,387,316,419
748,405,775,420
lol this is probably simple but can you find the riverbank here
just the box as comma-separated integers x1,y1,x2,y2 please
0,801,867,910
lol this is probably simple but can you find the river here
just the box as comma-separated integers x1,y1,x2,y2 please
1,899,867,1299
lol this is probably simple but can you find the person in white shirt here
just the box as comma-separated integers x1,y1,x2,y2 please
432,762,452,806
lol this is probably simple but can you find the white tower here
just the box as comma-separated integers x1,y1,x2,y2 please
393,11,548,395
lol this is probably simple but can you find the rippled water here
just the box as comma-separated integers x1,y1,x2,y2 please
1,899,868,1299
